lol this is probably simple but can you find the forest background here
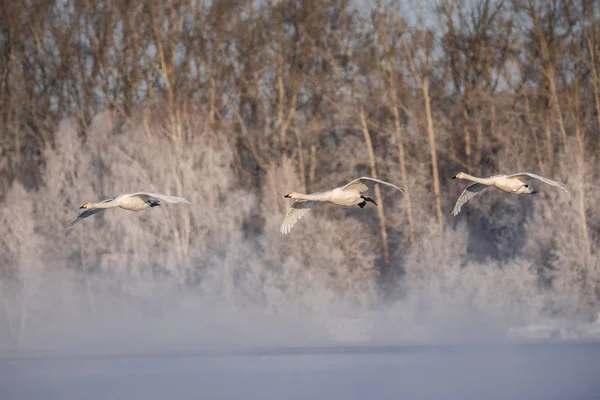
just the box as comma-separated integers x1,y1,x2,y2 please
0,0,599,350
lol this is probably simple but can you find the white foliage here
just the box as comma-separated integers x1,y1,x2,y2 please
0,110,598,350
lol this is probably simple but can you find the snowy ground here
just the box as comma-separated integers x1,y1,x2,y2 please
2,341,600,400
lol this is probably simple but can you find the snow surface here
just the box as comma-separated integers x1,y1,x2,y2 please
3,342,600,400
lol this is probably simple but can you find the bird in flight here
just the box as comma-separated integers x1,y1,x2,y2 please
66,192,191,227
280,177,404,235
451,172,568,216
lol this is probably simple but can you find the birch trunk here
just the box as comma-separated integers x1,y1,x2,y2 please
360,109,390,264
422,77,443,230
386,67,415,246
404,39,443,230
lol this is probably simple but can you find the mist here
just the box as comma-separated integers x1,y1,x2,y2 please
3,265,600,399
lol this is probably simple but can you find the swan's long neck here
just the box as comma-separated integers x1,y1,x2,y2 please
459,173,494,185
90,201,119,209
294,192,330,202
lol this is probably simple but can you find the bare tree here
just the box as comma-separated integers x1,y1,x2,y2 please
359,108,390,264
439,0,514,170
515,0,569,147
372,4,416,246
403,24,443,230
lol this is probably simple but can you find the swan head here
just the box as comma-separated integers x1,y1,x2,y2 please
80,202,91,209
284,192,296,199
452,172,464,180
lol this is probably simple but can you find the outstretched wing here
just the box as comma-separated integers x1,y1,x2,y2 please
65,208,107,228
506,173,568,193
452,183,488,216
130,192,191,204
280,201,323,235
340,177,404,194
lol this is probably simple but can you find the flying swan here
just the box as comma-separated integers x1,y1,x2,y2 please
451,172,568,216
66,192,191,227
280,177,404,235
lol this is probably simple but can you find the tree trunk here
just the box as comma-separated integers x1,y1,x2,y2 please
294,129,307,194
373,12,415,246
544,115,553,171
546,66,567,146
475,114,483,165
524,99,544,174
575,157,591,264
309,142,317,192
422,77,444,230
585,32,600,156
490,98,496,140
567,68,591,264
516,58,545,174
462,108,472,172
209,77,217,125
386,68,415,247
404,39,443,230
360,109,390,264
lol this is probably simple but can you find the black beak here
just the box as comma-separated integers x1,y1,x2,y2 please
79,205,85,209
284,194,290,198
361,195,377,206
452,176,457,180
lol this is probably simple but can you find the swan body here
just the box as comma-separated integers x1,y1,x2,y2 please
451,172,568,216
66,192,191,227
280,177,404,235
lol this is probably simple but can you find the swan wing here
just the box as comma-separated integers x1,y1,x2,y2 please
129,192,191,204
452,183,488,216
340,180,368,193
506,173,568,192
340,177,404,194
94,196,117,204
280,200,323,235
65,208,107,228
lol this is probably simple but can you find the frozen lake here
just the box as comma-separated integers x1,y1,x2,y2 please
3,341,600,399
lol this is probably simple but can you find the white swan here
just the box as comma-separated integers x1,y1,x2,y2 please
451,172,568,216
280,177,404,235
66,192,191,227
